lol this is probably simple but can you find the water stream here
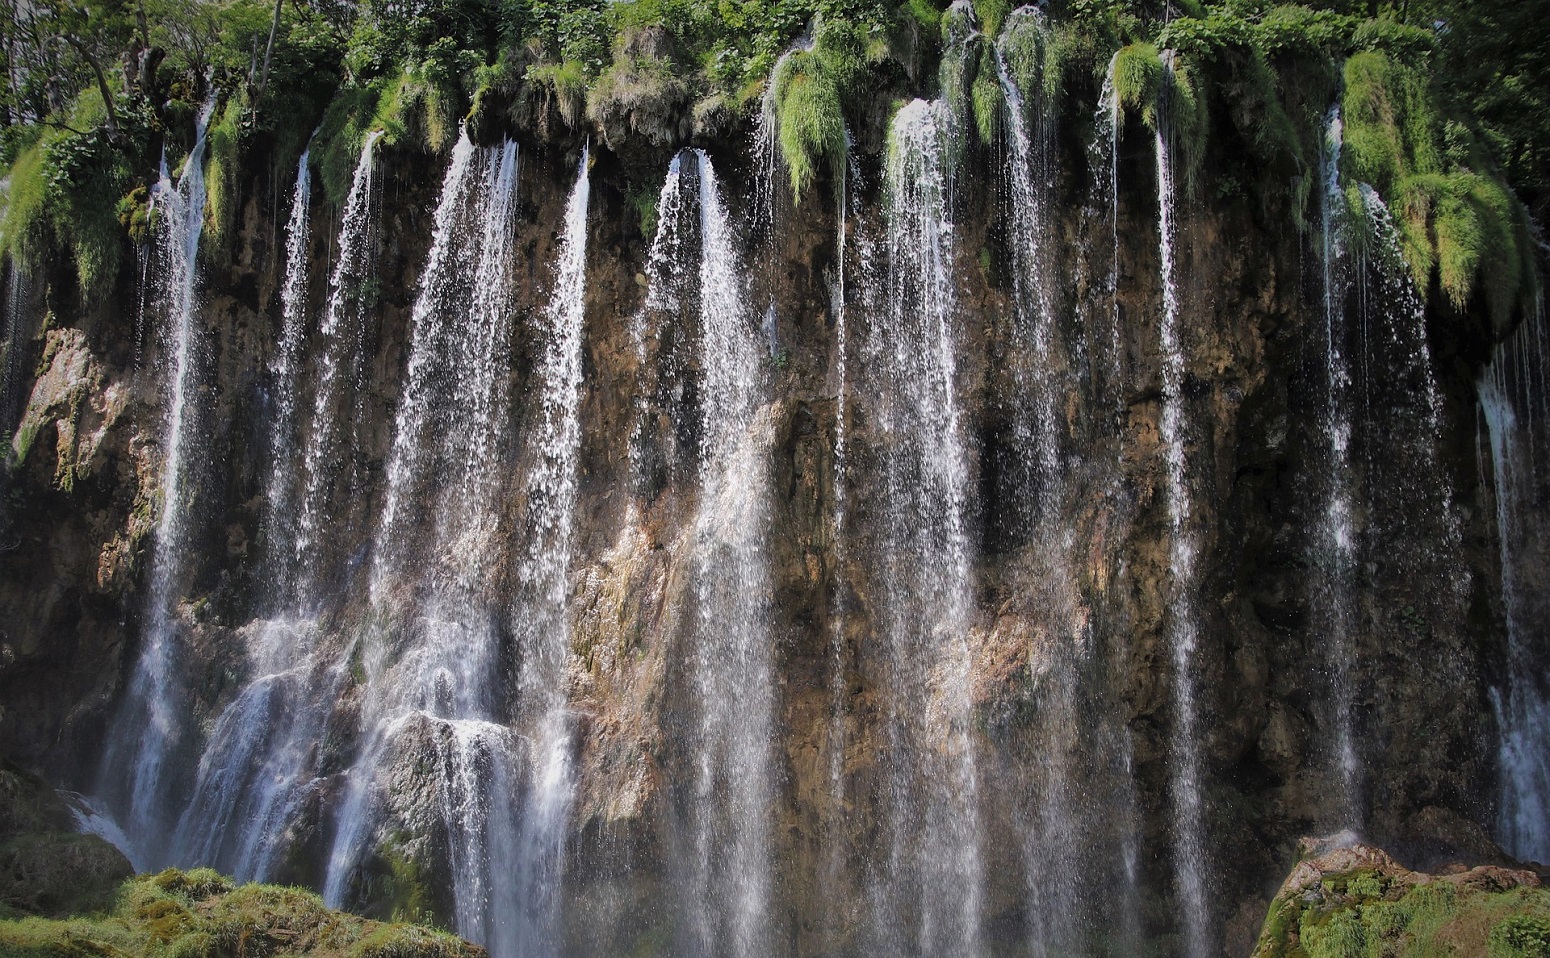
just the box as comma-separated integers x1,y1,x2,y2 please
96,97,219,869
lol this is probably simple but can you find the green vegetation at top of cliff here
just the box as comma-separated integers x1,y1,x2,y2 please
0,0,1542,325
0,868,487,958
1250,844,1550,958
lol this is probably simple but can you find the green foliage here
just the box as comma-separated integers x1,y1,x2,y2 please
1491,914,1550,958
313,83,386,208
527,60,590,128
973,0,1012,37
1339,47,1530,316
0,869,481,958
1253,866,1550,958
771,18,874,202
999,10,1062,107
203,92,246,260
0,89,151,300
378,836,434,925
627,185,658,238
586,53,692,149
1112,42,1162,128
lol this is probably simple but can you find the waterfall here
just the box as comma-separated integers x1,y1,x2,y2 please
173,138,354,883
691,149,775,958
1482,300,1550,864
1094,50,1125,420
995,12,1094,953
509,143,591,955
1315,106,1361,822
824,133,869,918
95,97,219,869
863,97,982,957
324,133,529,958
294,130,382,595
1,261,32,446
1155,55,1211,958
265,143,314,604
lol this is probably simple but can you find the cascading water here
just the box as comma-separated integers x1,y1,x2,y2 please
325,133,526,958
95,97,219,870
1314,105,1361,822
266,143,314,603
1481,300,1550,864
995,12,1095,953
294,130,382,594
862,97,982,957
508,143,591,956
172,143,346,881
1093,50,1125,418
1155,54,1211,958
682,149,777,958
1,261,32,446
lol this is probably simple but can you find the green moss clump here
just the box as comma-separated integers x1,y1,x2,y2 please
313,84,387,208
1252,864,1550,958
1342,47,1531,317
1113,42,1163,130
203,92,248,261
771,19,873,203
0,869,483,958
526,60,589,128
0,88,151,301
972,0,1011,38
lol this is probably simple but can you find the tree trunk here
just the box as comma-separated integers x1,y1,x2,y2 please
254,0,283,98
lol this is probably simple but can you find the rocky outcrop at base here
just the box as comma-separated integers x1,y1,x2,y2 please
1252,834,1550,958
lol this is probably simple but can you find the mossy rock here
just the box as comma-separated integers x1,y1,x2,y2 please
0,870,487,958
1251,839,1550,958
0,833,132,917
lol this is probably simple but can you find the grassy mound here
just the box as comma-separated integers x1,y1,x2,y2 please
1252,840,1550,958
0,868,487,958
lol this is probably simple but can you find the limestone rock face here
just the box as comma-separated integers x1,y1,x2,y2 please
0,93,1527,956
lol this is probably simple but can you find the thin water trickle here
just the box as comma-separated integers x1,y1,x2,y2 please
295,131,382,597
1482,300,1550,864
1155,55,1211,958
96,97,219,868
266,143,314,604
1315,105,1361,823
861,97,983,958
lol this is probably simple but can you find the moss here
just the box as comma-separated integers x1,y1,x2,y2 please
770,19,873,203
203,91,247,261
314,83,386,208
527,60,589,128
377,836,435,926
1344,46,1528,315
776,57,847,202
1342,51,1440,196
1,138,50,269
350,924,473,958
587,54,692,150
999,10,1059,107
0,88,139,300
1113,42,1163,130
971,70,1002,146
1254,866,1550,958
972,0,1010,38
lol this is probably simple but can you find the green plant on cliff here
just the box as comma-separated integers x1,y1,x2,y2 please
1341,47,1535,321
202,91,246,261
1253,864,1550,958
0,868,480,958
770,17,879,202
